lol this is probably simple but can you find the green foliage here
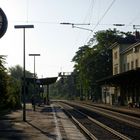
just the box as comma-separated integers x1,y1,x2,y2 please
42,29,136,102
0,70,8,106
6,76,21,109
9,65,23,81
0,67,22,109
50,73,78,100
0,64,34,111
9,65,34,102
72,29,136,101
9,65,34,80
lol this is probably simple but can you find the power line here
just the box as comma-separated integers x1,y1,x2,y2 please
84,0,116,45
11,20,60,25
124,11,140,30
83,0,95,24
26,0,29,23
92,0,116,31
72,0,95,49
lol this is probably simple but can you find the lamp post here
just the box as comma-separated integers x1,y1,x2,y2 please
29,54,40,110
14,25,34,121
29,53,40,81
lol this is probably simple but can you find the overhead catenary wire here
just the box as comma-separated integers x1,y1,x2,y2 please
26,0,29,23
124,11,140,30
72,0,95,49
92,0,116,32
84,0,116,45
83,0,95,24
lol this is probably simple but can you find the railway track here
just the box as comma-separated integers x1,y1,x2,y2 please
58,101,140,140
56,102,133,140
73,101,140,128
77,101,140,118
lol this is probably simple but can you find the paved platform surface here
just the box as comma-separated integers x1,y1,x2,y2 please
74,100,140,117
0,104,87,140
88,101,140,117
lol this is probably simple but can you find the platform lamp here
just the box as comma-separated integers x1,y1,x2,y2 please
29,53,40,110
14,25,34,121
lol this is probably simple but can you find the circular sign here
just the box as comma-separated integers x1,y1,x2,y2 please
0,8,8,38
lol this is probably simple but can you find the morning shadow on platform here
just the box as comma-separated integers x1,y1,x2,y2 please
40,106,53,113
0,112,29,140
26,121,57,140
40,106,63,113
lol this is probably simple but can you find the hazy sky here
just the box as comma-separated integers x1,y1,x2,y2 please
0,0,140,78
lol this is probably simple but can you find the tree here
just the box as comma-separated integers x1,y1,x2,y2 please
49,29,136,101
6,76,21,109
72,45,92,99
0,56,8,108
9,65,34,80
50,72,78,100
72,29,136,101
9,65,34,99
0,61,35,110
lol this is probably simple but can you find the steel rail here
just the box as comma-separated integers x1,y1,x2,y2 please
79,101,140,118
57,103,98,140
57,102,131,140
72,101,140,128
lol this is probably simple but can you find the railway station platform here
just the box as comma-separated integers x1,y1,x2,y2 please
0,103,87,140
97,103,139,115
77,100,140,117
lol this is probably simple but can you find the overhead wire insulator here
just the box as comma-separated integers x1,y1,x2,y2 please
113,24,125,26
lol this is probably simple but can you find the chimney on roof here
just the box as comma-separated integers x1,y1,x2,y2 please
134,31,140,41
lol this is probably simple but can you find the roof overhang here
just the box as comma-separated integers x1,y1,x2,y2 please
26,77,58,85
37,77,58,85
97,68,140,86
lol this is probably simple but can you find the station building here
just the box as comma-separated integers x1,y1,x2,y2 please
98,41,140,106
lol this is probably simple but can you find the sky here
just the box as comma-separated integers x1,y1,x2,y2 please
0,0,140,78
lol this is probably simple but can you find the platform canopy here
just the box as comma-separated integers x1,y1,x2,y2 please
0,8,8,38
97,68,140,86
37,77,58,85
26,77,58,85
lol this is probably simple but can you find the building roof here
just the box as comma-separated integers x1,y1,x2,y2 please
37,77,58,85
109,36,137,50
97,68,140,85
26,77,58,85
121,41,140,54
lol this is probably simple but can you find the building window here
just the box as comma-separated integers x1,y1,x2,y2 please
123,63,126,72
114,66,118,74
133,47,139,53
114,51,117,59
131,61,134,69
127,62,130,70
135,59,139,68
